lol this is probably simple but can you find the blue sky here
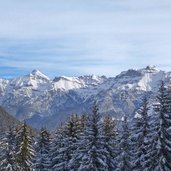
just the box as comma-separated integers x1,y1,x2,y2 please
0,0,171,78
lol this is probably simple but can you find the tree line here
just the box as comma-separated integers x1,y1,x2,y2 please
1,82,171,171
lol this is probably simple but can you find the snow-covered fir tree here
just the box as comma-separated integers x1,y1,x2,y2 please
102,115,118,170
151,82,171,170
16,122,35,171
67,114,84,163
131,96,151,171
67,114,87,171
32,128,51,171
117,116,132,171
144,105,161,171
51,114,82,171
70,104,108,171
0,127,19,171
50,125,71,171
79,114,88,132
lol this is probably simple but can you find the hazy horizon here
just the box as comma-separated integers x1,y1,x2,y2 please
0,65,167,80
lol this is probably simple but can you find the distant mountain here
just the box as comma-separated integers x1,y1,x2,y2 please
0,66,169,130
0,106,20,132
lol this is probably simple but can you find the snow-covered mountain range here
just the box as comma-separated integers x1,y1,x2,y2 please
0,66,169,129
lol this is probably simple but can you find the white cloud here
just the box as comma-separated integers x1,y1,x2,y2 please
0,0,171,77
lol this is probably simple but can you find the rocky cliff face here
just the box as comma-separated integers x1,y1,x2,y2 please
0,66,168,130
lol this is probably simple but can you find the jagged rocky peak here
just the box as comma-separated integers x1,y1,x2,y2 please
52,75,107,87
117,65,160,79
143,65,160,73
53,76,74,82
116,69,142,79
53,76,61,82
29,69,50,81
7,70,50,89
51,76,83,91
78,75,107,85
31,69,41,75
79,74,106,80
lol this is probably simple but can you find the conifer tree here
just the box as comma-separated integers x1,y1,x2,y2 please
32,128,51,171
117,116,132,171
16,122,35,171
51,114,82,171
103,115,118,170
79,114,87,132
131,96,151,171
151,82,171,170
51,125,71,171
0,128,19,171
70,104,108,171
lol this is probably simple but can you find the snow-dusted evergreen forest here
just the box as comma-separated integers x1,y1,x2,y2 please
1,81,171,171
